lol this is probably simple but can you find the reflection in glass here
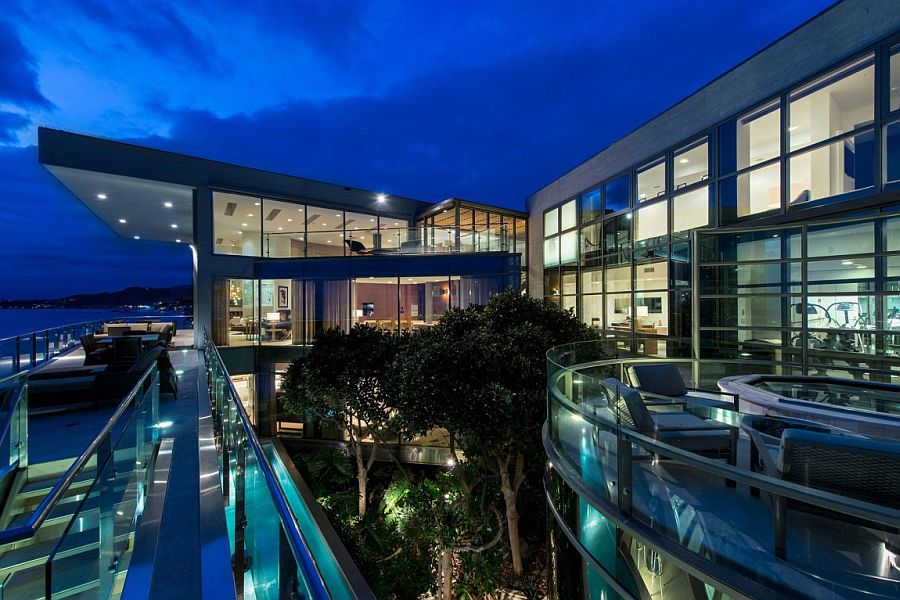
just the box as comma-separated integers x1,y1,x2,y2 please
260,279,293,344
789,130,874,204
892,45,900,112
807,221,874,257
605,175,630,214
887,120,900,183
580,188,601,223
603,214,631,254
305,206,344,257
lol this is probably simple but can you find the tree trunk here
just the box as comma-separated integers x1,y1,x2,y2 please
440,548,453,600
350,420,368,516
499,452,525,575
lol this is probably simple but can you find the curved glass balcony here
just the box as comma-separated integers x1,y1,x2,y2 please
545,340,900,599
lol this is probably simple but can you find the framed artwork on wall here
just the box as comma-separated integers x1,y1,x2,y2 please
278,285,289,308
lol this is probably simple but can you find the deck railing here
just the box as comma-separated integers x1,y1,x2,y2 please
0,314,193,378
202,328,333,599
545,339,900,600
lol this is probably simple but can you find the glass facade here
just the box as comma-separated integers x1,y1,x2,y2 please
541,40,900,379
211,272,517,347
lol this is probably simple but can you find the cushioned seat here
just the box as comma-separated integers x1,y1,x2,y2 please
627,363,736,410
604,377,736,462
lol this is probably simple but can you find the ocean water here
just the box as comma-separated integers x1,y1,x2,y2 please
0,309,186,339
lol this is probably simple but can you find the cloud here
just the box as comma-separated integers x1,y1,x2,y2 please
0,112,30,144
71,0,231,77
0,21,52,110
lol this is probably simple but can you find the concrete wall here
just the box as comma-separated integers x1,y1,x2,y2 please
527,0,900,296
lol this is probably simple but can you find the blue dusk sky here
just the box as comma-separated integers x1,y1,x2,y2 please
0,0,834,299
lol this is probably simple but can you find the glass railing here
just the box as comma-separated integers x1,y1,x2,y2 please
44,364,160,599
263,225,511,258
0,314,193,379
545,340,900,600
0,373,28,472
203,329,345,599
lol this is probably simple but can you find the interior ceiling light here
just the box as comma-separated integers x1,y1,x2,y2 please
171,224,178,228
133,235,140,240
118,218,127,223
287,218,293,222
97,193,107,199
163,201,173,208
679,158,689,164
241,223,248,227
176,239,182,243
254,202,261,206
246,213,254,217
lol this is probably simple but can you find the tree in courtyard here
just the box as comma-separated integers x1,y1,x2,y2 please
393,289,595,575
384,469,503,600
282,324,403,516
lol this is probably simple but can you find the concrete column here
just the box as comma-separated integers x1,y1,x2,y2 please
193,186,214,348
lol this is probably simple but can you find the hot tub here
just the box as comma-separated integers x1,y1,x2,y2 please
718,374,900,441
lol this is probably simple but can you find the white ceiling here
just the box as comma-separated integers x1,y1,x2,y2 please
46,165,194,244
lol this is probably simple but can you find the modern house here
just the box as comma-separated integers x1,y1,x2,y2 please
10,0,899,598
535,1,900,598
38,130,526,437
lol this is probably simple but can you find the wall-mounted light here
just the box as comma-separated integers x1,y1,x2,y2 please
376,193,387,202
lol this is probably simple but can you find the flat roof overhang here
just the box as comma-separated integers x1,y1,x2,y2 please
44,165,195,244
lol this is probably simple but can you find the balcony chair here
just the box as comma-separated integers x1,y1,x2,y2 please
626,363,739,413
111,336,143,368
80,334,111,366
746,424,900,558
603,377,737,465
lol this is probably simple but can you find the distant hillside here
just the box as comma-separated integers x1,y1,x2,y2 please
0,285,193,309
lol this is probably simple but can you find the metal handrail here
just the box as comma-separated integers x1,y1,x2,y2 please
545,347,900,531
0,361,159,544
0,313,193,345
202,328,331,600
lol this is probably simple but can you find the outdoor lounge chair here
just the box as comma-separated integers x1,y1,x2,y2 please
747,426,900,558
80,334,111,366
626,363,738,412
603,377,737,464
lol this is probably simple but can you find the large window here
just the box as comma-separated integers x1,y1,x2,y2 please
636,159,665,202
604,214,631,254
634,200,667,243
892,45,900,113
544,208,559,237
887,120,900,183
560,199,577,231
306,207,344,257
720,100,781,174
789,54,874,152
605,174,629,214
672,187,709,234
789,130,875,203
580,188,601,223
214,192,262,256
260,279,295,344
263,198,305,258
212,278,257,346
674,138,709,189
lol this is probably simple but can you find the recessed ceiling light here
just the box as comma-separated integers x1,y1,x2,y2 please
679,158,689,164
241,223,248,227
247,213,253,217
278,227,283,231
133,235,140,240
335,214,341,218
287,218,292,222
171,224,178,228
327,240,332,243
118,218,127,224
856,265,866,269
176,239,181,243
298,208,303,212
370,218,375,222
97,194,107,200
322,223,327,227
163,201,173,208
254,202,260,206
842,260,854,265
788,126,799,132
393,222,398,226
